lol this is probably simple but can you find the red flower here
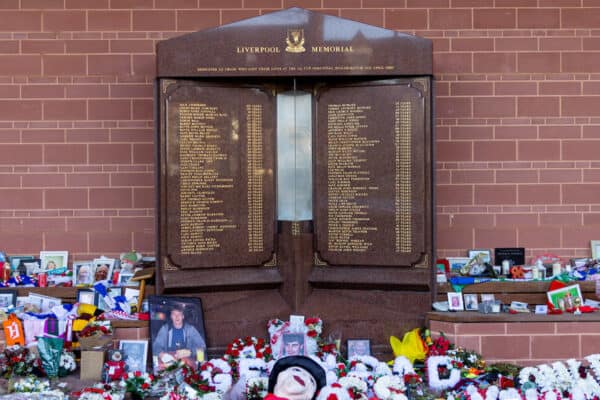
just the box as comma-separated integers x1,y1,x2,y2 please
142,383,149,389
305,318,320,325
231,350,240,357
135,371,141,377
307,330,317,338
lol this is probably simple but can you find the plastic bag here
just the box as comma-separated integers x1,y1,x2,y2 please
37,336,64,378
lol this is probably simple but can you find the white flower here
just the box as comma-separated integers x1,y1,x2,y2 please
485,385,499,400
202,392,223,400
392,356,414,376
524,388,538,400
373,375,406,400
498,388,520,400
339,375,368,394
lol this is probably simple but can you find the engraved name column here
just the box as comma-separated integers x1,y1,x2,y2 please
247,103,264,253
179,102,236,254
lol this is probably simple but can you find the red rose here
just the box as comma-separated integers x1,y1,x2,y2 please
307,330,317,337
135,371,141,377
142,383,149,389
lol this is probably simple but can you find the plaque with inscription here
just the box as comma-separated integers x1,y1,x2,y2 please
314,81,427,266
160,81,275,268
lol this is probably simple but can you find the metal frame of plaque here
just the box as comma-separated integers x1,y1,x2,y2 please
156,7,434,352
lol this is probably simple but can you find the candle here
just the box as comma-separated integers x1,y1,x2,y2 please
552,262,561,277
502,260,510,275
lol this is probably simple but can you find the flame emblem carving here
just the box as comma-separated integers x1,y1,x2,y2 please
285,28,306,53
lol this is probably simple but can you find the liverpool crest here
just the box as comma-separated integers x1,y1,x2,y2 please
285,28,305,53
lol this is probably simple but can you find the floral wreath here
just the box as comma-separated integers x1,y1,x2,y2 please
76,386,123,400
338,375,368,400
426,355,461,392
268,318,322,358
200,359,233,394
317,383,353,400
392,356,414,376
123,371,155,398
518,366,545,392
373,375,407,400
223,336,272,379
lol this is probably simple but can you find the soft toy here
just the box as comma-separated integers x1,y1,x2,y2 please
267,356,327,400
103,349,127,382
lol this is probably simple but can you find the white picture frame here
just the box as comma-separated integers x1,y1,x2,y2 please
92,257,116,283
39,251,69,274
463,293,479,311
118,272,139,287
447,292,464,311
28,293,61,313
119,339,148,373
73,261,95,286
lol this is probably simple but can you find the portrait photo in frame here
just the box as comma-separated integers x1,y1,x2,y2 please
268,316,321,359
39,251,69,274
73,261,94,286
8,255,35,273
463,293,479,311
149,296,207,373
120,340,148,373
118,272,139,287
97,287,122,311
0,290,17,309
28,293,61,313
347,339,371,358
447,292,464,311
92,257,116,283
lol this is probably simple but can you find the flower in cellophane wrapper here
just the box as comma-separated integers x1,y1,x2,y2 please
37,336,64,378
5,345,39,377
11,375,51,393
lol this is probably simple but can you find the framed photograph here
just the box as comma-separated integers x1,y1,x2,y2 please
0,290,17,309
73,261,95,286
8,255,34,272
92,257,116,283
120,340,148,373
28,293,61,313
39,251,68,274
463,293,479,311
118,273,139,287
97,287,122,311
347,339,371,358
149,296,207,373
591,240,600,260
468,249,491,264
23,259,41,276
481,294,495,302
446,257,470,274
547,284,583,309
447,292,464,311
77,289,96,305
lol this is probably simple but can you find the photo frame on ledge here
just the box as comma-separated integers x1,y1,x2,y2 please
591,240,600,260
268,315,321,359
39,251,69,274
73,261,94,286
0,290,17,309
347,339,371,358
149,296,207,373
120,340,149,373
447,292,464,311
92,257,116,283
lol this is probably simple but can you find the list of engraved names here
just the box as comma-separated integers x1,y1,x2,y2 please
178,103,236,254
327,103,379,252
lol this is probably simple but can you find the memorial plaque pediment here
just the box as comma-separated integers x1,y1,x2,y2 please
157,7,431,78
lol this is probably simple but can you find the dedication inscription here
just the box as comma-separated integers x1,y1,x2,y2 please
315,83,425,266
164,83,275,268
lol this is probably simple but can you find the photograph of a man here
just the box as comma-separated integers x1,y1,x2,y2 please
150,297,207,372
282,333,306,357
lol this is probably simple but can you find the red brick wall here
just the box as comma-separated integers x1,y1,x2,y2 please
0,1,598,262
430,319,600,366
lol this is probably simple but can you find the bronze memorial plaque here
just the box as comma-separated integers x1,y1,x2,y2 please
314,81,426,266
161,82,275,268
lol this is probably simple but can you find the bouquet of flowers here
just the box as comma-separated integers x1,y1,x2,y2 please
123,371,155,399
224,336,272,379
75,384,125,400
5,345,39,376
246,377,268,400
58,349,77,377
11,375,50,393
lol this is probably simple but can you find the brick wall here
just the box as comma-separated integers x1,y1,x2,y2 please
430,319,600,366
0,1,598,261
